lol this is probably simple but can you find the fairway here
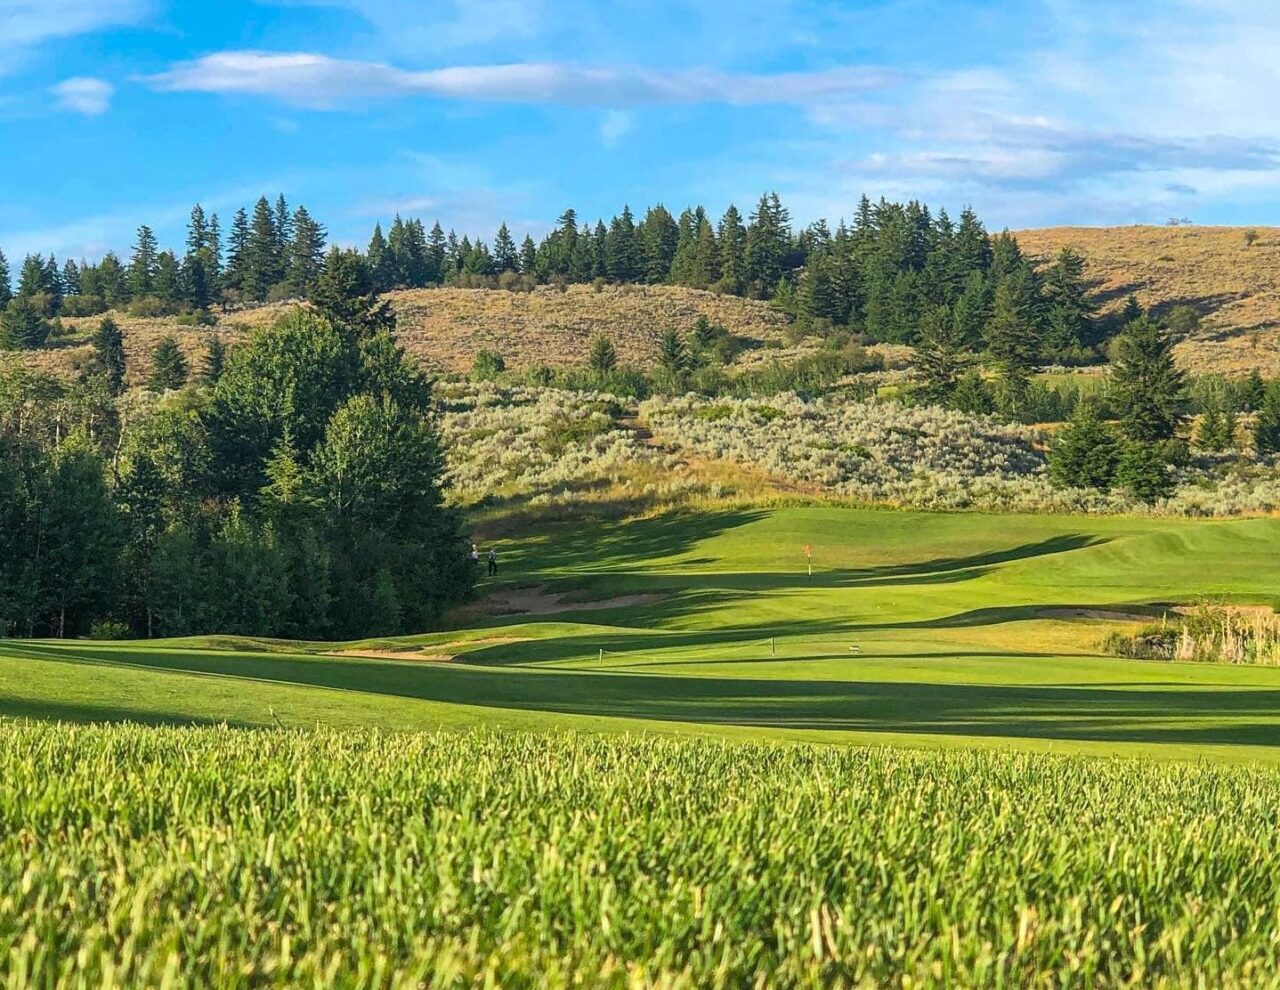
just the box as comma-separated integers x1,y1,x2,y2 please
6,506,1280,762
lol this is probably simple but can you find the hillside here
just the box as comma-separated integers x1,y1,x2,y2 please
35,284,791,385
1016,224,1280,375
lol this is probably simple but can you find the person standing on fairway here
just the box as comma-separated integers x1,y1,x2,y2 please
470,543,480,566
487,548,498,576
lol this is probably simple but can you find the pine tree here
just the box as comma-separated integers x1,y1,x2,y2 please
518,235,538,277
91,316,126,395
0,249,9,307
1042,248,1096,357
1253,383,1280,455
1048,400,1120,490
187,204,210,256
950,370,994,414
128,225,159,299
61,259,81,296
1116,442,1173,504
588,334,617,375
1242,369,1266,412
274,195,293,253
718,205,747,292
245,197,281,301
367,223,393,293
606,206,641,282
493,223,518,273
917,304,966,403
953,207,992,274
0,296,51,349
148,336,188,392
427,222,448,282
984,269,1039,410
286,206,327,297
745,192,791,295
1196,400,1227,451
154,251,182,306
224,208,250,295
1111,315,1185,442
640,204,679,283
202,334,228,385
656,326,689,381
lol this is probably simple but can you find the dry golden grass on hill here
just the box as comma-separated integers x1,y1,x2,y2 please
26,285,790,383
387,284,790,372
1016,225,1280,375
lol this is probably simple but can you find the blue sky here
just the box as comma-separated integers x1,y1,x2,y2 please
2,0,1279,260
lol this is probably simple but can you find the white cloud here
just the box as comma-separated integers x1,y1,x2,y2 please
51,76,113,115
599,109,633,148
0,0,149,71
143,51,901,108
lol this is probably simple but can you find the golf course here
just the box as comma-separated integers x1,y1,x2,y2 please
8,506,1280,763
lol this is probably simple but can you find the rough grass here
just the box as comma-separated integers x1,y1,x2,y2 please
1016,224,1280,375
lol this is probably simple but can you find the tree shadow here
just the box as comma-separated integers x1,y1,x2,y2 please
13,641,1280,749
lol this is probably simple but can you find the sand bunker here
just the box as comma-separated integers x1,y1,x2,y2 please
1039,607,1159,623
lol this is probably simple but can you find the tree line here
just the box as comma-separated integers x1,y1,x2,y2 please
1,192,1113,362
0,255,473,639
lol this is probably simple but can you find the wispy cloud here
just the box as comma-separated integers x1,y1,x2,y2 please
599,109,633,148
0,0,149,71
143,51,901,108
51,76,113,115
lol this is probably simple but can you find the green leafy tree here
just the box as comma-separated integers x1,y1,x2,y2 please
91,316,126,395
1049,401,1120,490
1111,315,1185,441
148,336,188,392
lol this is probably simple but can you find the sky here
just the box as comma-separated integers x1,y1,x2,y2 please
3,0,1280,261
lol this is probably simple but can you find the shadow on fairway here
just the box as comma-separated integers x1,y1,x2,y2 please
10,641,1280,749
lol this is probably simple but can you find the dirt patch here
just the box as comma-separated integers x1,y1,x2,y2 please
1040,608,1160,623
329,649,458,662
483,586,664,616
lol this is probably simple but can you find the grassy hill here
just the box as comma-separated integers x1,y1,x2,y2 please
1016,224,1280,375
25,226,1280,382
36,284,791,386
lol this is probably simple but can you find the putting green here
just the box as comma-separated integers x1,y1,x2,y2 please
6,507,1280,761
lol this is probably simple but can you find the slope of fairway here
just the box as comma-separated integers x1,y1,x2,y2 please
5,507,1280,761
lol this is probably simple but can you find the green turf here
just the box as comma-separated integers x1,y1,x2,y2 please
6,506,1280,761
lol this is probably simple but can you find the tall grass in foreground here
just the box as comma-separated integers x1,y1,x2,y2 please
1105,603,1280,664
5,724,1280,987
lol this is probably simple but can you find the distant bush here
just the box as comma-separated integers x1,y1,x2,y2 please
472,349,506,381
88,620,132,641
60,295,108,318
